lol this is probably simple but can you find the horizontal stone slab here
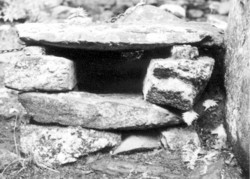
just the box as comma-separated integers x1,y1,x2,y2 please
5,54,76,91
143,56,214,110
18,92,182,130
17,9,223,51
20,125,120,167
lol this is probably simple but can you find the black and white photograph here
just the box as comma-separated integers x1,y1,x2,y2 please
0,0,248,178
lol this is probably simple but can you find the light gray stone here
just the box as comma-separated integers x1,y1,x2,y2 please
20,125,120,167
187,9,204,19
171,45,199,59
5,55,76,92
225,0,250,174
218,1,230,15
161,127,201,169
207,14,228,31
159,4,186,18
0,25,24,51
23,46,46,56
116,0,134,8
209,1,230,15
16,6,223,51
112,131,161,155
161,127,200,151
0,25,25,88
115,5,182,24
18,92,182,130
143,56,214,110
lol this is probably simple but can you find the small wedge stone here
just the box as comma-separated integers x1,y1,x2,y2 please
113,131,161,155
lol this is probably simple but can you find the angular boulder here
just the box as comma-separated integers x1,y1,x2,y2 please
18,92,182,130
225,0,250,174
20,125,120,167
16,6,223,51
5,55,76,92
143,56,214,110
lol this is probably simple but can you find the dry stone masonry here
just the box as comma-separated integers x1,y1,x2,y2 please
2,4,236,177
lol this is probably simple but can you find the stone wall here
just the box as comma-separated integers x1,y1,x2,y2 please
225,0,250,175
0,3,244,178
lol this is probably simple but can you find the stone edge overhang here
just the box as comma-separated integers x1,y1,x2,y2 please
16,21,224,51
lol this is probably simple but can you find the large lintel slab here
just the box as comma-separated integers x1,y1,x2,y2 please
17,21,223,51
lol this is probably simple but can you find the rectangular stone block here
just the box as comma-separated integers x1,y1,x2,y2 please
143,56,214,110
5,54,76,91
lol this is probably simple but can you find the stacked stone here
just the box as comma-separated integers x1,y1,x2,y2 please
143,45,214,111
4,5,223,168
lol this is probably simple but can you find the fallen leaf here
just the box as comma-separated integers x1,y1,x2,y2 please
203,99,218,111
182,110,199,126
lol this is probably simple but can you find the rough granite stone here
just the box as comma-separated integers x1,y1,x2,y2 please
20,125,120,167
225,0,250,174
143,56,214,110
18,92,182,130
16,6,223,51
5,55,76,92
